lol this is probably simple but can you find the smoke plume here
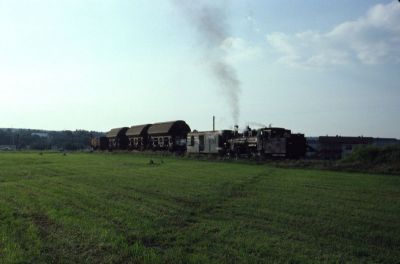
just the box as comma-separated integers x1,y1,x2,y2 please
173,1,241,125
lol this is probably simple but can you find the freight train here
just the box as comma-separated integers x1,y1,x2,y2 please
91,120,306,159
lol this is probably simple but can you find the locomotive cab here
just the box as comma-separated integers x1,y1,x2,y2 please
257,128,290,157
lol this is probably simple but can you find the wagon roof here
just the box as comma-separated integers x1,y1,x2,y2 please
126,124,151,137
106,127,128,138
147,120,190,136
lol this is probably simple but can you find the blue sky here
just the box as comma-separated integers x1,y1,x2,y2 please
0,0,399,138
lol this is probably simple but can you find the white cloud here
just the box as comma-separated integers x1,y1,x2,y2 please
266,1,400,68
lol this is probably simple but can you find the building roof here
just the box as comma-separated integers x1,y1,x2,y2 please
147,120,190,136
106,127,128,138
126,124,151,137
373,138,399,142
319,136,373,144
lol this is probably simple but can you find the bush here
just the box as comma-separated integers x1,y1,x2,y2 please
340,145,400,174
346,145,400,164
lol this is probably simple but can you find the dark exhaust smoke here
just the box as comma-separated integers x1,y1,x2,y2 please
172,0,241,125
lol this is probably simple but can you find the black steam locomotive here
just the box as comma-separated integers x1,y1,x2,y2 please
227,126,306,158
91,120,307,159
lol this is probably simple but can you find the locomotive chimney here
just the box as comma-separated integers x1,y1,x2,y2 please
213,115,215,131
234,125,239,136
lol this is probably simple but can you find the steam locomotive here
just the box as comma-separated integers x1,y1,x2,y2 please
91,120,306,159
187,126,306,158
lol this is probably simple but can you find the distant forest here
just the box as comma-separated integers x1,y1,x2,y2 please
0,128,104,150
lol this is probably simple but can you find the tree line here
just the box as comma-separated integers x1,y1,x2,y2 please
0,128,104,150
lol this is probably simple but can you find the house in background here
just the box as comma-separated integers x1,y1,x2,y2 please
306,136,400,160
316,136,373,159
372,138,400,147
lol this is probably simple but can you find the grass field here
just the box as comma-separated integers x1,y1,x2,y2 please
0,152,399,263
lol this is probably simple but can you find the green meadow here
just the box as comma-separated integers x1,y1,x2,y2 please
0,152,399,263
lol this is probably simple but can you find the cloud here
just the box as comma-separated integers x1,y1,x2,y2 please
266,1,400,68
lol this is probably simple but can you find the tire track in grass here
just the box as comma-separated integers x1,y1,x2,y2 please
0,179,166,262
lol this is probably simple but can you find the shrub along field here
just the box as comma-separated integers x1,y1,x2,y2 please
0,152,399,263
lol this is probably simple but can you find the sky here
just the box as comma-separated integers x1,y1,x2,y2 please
0,0,399,138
